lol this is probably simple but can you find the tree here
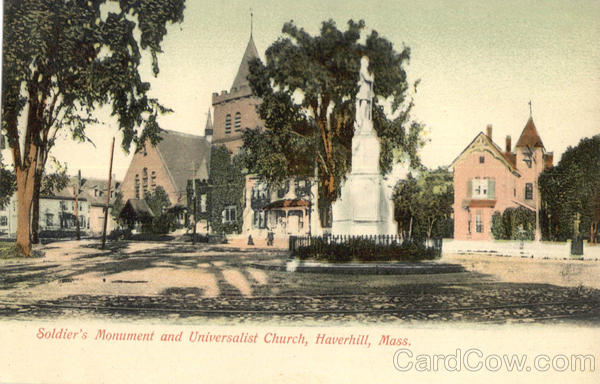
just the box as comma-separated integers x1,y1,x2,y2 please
393,173,420,239
2,0,185,255
110,191,124,225
143,186,175,234
0,167,16,209
539,135,600,242
243,20,425,227
144,186,170,217
392,168,454,240
418,167,453,239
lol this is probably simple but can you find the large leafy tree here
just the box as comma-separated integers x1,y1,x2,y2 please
539,135,600,242
392,173,420,239
243,20,425,226
0,167,16,209
418,167,453,239
2,0,185,255
392,168,454,240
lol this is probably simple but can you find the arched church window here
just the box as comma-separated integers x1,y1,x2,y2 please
142,168,148,195
135,174,140,198
234,112,241,132
225,114,232,134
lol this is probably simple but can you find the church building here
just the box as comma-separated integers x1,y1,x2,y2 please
211,34,263,154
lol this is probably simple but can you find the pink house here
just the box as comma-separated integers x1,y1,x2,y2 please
450,117,553,240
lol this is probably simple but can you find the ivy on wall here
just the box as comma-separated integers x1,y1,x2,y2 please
204,146,245,234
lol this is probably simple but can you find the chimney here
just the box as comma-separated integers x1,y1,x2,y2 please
505,135,512,152
486,124,493,141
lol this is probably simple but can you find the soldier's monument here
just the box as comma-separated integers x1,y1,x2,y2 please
331,56,396,236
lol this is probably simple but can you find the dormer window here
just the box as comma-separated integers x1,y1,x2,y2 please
479,156,485,164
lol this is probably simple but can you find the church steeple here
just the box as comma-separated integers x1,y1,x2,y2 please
204,109,213,142
230,34,259,92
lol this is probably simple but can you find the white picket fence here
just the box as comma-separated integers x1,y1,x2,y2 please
442,239,600,261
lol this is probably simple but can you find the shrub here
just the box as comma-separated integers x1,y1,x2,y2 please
107,229,132,240
39,230,88,238
294,237,440,263
490,207,535,240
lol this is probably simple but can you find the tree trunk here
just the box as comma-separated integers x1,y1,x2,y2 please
15,166,36,256
74,173,80,241
31,182,40,244
408,216,413,240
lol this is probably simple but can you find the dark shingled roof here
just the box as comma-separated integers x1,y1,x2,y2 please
156,129,211,195
41,177,86,201
81,178,122,206
263,199,310,210
231,36,259,92
516,117,544,149
120,199,155,222
504,152,517,168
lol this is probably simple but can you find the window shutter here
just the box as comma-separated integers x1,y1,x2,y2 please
466,179,472,198
488,179,495,199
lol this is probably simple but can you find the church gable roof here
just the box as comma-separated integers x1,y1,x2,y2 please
231,36,259,92
156,130,211,193
516,117,544,149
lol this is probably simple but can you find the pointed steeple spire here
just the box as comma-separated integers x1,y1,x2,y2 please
231,34,259,92
250,8,253,38
204,109,213,138
516,116,544,149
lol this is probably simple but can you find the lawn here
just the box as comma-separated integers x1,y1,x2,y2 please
0,242,41,260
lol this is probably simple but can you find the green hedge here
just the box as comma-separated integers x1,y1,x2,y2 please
39,230,88,238
295,238,440,263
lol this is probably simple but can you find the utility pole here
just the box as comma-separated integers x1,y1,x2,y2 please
534,150,541,242
74,170,81,240
101,137,115,249
192,162,197,245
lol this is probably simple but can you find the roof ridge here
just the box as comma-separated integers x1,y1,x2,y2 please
160,129,206,140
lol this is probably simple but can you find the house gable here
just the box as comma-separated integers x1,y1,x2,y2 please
450,132,519,176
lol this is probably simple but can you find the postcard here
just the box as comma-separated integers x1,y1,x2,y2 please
0,1,598,383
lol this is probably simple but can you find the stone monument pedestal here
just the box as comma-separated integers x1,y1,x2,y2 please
331,56,396,236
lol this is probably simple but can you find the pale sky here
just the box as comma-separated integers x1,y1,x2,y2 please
3,0,600,180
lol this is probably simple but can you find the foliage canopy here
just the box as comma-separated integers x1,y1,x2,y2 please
242,19,425,224
2,0,185,254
